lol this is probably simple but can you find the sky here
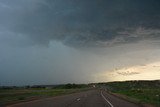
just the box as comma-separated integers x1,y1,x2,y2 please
0,0,160,86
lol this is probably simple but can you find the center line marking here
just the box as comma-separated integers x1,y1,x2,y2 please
77,98,81,101
101,91,114,107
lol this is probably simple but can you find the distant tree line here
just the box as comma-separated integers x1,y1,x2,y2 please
0,83,89,89
54,84,88,89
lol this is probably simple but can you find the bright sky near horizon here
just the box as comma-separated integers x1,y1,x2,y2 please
0,0,160,85
93,61,160,82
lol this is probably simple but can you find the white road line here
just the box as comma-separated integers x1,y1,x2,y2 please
77,98,81,101
101,91,114,107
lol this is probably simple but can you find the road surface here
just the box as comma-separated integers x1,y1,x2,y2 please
7,90,140,107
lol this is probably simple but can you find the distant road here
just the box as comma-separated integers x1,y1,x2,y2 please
7,90,139,107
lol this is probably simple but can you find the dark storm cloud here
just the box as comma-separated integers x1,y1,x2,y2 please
1,0,160,47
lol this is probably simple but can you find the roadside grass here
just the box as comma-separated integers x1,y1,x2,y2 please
114,88,160,106
0,87,90,106
102,80,160,107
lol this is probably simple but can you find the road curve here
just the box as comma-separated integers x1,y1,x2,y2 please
7,89,140,107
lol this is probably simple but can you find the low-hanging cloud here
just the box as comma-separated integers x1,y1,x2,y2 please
1,0,160,48
1,0,160,85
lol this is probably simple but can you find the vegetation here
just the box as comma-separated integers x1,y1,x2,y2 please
54,83,88,89
1,81,159,106
101,80,160,107
0,84,90,106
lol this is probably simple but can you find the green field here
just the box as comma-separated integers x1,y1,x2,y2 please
1,81,159,106
0,84,90,106
101,80,160,107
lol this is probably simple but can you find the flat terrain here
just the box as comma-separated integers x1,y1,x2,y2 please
7,90,139,107
0,87,90,106
103,80,160,106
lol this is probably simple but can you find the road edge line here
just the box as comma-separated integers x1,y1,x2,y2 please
101,91,114,107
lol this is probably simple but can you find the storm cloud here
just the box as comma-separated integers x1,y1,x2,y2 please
0,0,160,85
1,0,160,47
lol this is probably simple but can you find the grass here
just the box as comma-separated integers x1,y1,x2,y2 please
115,88,160,106
101,80,160,107
0,86,91,106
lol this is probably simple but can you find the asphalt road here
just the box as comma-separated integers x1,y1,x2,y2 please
7,90,140,107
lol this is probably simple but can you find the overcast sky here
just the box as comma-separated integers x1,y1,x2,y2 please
0,0,160,86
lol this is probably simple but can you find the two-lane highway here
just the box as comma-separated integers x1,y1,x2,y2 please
7,90,140,107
